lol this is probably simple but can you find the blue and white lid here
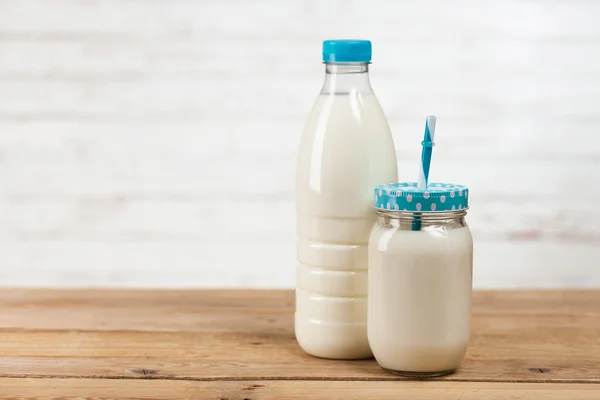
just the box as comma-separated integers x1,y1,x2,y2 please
374,182,469,212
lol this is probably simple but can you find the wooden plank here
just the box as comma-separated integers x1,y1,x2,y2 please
1,197,599,241
0,290,598,383
0,289,598,330
0,289,600,326
1,379,599,400
0,289,295,310
2,1,600,291
0,331,597,383
1,0,600,291
0,289,598,329
0,289,294,333
1,120,598,167
0,129,598,200
0,241,600,289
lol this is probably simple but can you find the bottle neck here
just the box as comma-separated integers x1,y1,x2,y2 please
320,62,373,95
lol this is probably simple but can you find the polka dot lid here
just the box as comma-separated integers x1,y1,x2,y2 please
373,182,469,213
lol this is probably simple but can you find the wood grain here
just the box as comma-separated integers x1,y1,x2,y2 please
1,239,600,290
1,379,600,400
0,289,599,399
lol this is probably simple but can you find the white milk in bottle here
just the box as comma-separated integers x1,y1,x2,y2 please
295,40,398,359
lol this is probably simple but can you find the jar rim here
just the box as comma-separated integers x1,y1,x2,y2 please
376,208,468,220
376,207,468,214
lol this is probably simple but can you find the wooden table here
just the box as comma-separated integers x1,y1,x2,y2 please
0,290,599,399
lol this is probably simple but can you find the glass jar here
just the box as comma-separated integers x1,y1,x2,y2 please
367,182,473,377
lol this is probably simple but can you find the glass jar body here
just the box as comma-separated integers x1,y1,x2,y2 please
367,211,473,376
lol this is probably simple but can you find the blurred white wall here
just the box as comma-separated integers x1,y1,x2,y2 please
0,0,599,288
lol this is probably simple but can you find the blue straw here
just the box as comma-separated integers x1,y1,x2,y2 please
412,116,437,231
417,116,436,190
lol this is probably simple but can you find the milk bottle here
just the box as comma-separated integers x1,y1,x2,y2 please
295,40,398,359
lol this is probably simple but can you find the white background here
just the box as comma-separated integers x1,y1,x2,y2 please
0,0,599,288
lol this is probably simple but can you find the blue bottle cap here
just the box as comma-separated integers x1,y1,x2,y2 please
374,182,469,213
322,40,372,63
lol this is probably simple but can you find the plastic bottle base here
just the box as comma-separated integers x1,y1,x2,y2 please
295,316,373,360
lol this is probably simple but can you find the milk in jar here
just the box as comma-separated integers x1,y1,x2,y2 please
295,40,398,359
368,182,473,376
